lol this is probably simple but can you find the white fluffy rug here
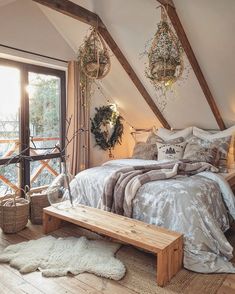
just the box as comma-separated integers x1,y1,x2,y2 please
0,236,126,280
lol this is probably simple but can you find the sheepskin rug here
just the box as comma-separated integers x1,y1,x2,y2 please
0,236,126,280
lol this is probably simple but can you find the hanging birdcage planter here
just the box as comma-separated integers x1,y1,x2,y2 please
146,7,184,87
79,28,111,80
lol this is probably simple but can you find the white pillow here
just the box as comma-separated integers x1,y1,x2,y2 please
156,127,193,141
193,126,235,140
157,142,186,161
193,126,235,169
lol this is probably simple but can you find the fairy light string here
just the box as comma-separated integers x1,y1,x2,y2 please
93,80,137,133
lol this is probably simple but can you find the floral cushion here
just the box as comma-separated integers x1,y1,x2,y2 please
213,136,232,172
183,136,217,164
193,126,235,170
132,142,157,160
157,141,186,160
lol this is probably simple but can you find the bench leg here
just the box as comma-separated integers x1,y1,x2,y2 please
156,238,183,287
43,212,63,234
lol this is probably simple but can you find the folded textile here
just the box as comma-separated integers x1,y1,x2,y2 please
102,160,218,217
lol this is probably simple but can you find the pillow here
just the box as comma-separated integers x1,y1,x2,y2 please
183,136,217,164
132,142,157,160
156,127,193,141
193,126,235,171
157,141,187,161
146,132,184,144
131,128,153,143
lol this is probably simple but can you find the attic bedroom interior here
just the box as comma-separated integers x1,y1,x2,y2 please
0,0,235,293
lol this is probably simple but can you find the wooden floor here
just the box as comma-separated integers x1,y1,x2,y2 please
0,223,235,294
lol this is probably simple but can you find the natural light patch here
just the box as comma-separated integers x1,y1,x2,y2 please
0,66,20,117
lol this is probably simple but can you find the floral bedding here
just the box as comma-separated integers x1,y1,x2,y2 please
69,158,235,273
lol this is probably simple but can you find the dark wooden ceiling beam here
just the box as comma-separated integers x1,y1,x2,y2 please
157,0,175,8
158,1,225,130
32,0,170,129
32,0,102,27
97,22,170,128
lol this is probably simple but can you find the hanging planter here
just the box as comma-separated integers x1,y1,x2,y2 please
146,7,184,87
78,28,111,80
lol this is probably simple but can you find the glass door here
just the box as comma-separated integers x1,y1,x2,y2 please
0,59,66,196
0,65,21,195
28,71,62,188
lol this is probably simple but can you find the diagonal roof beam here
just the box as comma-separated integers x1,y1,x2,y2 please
158,0,225,130
157,0,175,8
32,0,100,27
97,23,170,129
32,0,170,129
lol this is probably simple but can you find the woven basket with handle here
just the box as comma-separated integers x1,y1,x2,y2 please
0,193,29,234
26,185,50,225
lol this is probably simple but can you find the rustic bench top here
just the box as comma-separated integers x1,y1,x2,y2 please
43,205,182,253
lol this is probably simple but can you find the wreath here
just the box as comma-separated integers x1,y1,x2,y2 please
91,105,124,152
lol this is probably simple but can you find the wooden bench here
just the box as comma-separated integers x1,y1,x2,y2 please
43,205,183,287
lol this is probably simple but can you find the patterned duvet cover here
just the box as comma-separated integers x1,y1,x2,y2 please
69,159,235,273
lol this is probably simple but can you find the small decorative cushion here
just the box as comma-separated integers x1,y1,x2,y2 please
183,136,217,164
193,126,235,170
213,136,232,172
156,127,193,141
157,141,187,161
132,142,157,160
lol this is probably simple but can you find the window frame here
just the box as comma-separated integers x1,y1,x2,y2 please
0,58,66,191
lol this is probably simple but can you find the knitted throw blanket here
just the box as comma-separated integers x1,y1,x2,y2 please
102,160,218,217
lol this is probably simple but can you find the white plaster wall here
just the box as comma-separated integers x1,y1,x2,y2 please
0,0,76,63
89,83,135,167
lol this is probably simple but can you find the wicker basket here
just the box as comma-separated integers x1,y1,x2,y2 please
0,194,29,234
27,186,50,225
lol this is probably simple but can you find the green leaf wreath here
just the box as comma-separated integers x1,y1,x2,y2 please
91,105,124,151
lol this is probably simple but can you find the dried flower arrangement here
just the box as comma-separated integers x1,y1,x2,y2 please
78,28,111,80
146,7,184,88
141,6,186,111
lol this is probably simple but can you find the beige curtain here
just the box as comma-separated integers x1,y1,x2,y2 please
66,61,90,176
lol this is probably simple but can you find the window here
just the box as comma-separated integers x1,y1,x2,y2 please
0,58,66,195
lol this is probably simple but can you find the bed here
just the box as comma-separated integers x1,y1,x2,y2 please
69,126,235,274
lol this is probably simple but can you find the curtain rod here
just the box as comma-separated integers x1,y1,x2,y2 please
0,44,68,63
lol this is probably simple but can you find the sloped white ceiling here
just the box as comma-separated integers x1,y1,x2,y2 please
91,0,218,129
38,0,159,128
0,0,75,63
5,0,234,129
0,0,16,7
174,0,235,127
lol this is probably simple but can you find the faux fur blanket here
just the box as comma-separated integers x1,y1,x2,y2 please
0,236,126,280
102,160,218,217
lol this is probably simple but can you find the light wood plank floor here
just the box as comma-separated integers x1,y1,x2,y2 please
0,223,235,294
